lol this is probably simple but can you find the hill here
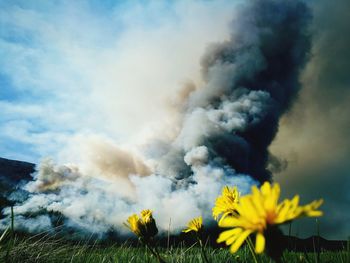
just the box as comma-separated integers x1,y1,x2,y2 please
0,157,35,208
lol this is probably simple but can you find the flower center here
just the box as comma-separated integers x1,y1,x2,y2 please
266,211,277,224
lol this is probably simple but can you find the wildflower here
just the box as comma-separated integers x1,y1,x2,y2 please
183,216,209,263
183,216,203,233
125,209,165,263
212,186,240,221
141,209,153,223
124,209,158,240
125,214,142,236
141,209,158,237
217,182,323,255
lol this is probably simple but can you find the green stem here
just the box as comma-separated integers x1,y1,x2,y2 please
246,237,259,263
142,238,166,263
197,235,210,263
154,245,166,263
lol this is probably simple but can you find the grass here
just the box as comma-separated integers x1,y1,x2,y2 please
0,233,348,263
0,207,348,262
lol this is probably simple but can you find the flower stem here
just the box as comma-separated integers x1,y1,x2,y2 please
141,238,166,263
247,237,259,263
197,235,210,263
154,245,166,263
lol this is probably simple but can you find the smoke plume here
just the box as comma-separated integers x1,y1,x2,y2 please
1,0,311,237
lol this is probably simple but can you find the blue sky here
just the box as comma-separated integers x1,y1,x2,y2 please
0,0,237,163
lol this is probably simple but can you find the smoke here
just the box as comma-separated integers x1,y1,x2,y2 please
1,0,311,237
270,0,350,239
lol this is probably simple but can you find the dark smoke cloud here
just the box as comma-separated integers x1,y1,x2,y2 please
271,0,350,239
157,0,311,183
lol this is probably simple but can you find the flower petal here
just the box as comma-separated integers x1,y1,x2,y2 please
218,217,241,228
261,182,271,196
302,199,324,217
217,228,242,243
229,230,252,253
255,232,265,254
276,200,291,223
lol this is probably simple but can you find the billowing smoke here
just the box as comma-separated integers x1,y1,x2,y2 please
1,0,311,237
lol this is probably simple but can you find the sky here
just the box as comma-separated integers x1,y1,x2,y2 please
0,0,238,163
0,0,349,239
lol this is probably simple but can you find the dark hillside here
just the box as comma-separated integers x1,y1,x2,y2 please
0,157,35,208
0,157,35,182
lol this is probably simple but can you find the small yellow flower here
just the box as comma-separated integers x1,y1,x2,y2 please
212,186,240,221
183,216,203,233
217,182,323,254
124,209,158,239
141,209,153,224
125,214,142,236
141,209,158,237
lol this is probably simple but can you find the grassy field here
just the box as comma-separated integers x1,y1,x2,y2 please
0,234,348,263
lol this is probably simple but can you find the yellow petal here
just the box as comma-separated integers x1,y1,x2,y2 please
229,230,252,253
302,199,324,217
306,210,323,217
255,232,265,254
276,200,291,223
251,192,266,217
285,195,300,220
218,217,241,228
261,182,272,195
217,228,242,243
223,186,230,195
183,216,203,233
290,195,300,207
310,199,324,210
236,197,251,217
272,183,281,201
225,234,240,246
251,185,260,194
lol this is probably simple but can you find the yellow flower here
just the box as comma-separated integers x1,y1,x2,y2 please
212,186,240,221
183,216,203,233
217,182,323,254
141,209,158,237
125,214,142,236
141,209,153,224
124,209,158,239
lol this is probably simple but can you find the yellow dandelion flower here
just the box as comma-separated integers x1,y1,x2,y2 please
212,186,240,221
124,209,158,239
141,209,153,224
125,214,142,236
141,209,158,237
183,216,203,233
217,182,323,254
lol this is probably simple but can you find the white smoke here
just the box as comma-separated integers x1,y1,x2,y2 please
1,140,256,236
